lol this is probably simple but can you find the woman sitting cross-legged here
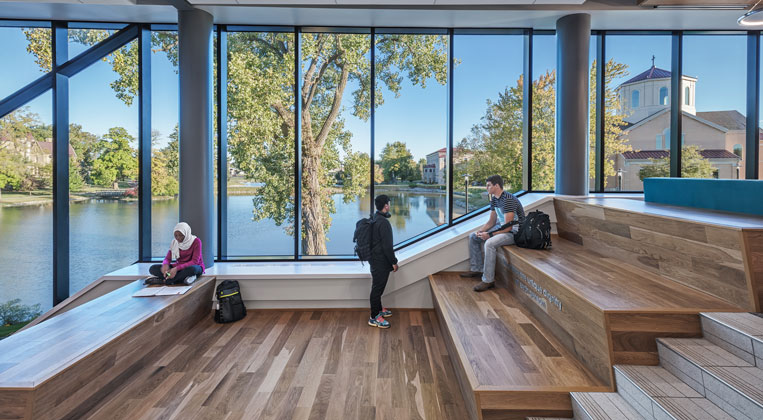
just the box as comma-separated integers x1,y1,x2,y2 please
149,222,205,285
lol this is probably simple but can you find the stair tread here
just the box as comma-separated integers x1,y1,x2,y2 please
702,312,763,341
703,366,763,406
658,337,763,413
615,364,737,420
651,396,735,420
615,365,702,398
658,338,754,367
571,392,645,420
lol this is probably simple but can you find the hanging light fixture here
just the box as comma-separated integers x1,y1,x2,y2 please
739,0,763,26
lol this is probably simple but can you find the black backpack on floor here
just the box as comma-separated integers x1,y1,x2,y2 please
515,210,552,250
214,280,246,323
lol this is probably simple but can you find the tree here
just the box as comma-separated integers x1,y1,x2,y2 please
91,127,138,187
25,30,448,254
456,60,630,193
590,59,632,186
68,124,99,184
69,158,85,192
225,32,447,254
638,145,715,180
379,141,418,183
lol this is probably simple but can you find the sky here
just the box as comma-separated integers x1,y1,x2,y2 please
0,27,754,161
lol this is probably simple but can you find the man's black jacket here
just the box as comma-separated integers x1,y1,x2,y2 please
370,211,398,270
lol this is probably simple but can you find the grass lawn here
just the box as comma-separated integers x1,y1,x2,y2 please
0,191,52,205
0,322,28,340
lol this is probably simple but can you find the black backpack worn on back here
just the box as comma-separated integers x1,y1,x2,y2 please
214,280,246,323
514,210,552,250
353,215,376,262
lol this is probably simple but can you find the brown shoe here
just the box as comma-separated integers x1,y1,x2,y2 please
473,282,495,292
459,271,483,278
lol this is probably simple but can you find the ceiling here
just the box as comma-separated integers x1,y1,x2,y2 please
0,0,757,30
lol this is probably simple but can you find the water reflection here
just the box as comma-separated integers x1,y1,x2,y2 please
0,190,450,312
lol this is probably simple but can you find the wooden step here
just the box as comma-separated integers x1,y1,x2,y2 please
614,365,732,420
499,236,742,386
554,197,763,312
657,337,763,419
429,273,607,420
570,392,645,420
701,312,763,368
0,277,216,420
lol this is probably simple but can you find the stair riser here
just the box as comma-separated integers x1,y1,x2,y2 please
571,394,593,420
614,368,655,420
657,341,763,420
701,315,759,367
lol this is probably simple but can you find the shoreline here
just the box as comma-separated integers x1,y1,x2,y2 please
2,185,485,209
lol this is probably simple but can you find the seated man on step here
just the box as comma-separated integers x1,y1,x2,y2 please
461,175,525,292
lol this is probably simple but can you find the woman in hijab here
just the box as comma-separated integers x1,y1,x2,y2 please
148,222,204,285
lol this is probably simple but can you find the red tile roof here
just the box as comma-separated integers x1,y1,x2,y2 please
622,149,741,160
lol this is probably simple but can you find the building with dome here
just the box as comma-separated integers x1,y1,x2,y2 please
614,62,753,190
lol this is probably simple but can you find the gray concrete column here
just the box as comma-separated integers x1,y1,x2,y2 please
555,13,591,196
178,8,214,268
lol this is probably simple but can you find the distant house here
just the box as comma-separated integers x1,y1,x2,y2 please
0,135,77,175
614,64,753,190
422,147,471,184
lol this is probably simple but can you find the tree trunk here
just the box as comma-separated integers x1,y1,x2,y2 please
301,132,327,255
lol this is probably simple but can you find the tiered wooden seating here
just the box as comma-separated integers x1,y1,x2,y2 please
0,276,215,420
496,197,760,388
430,273,609,420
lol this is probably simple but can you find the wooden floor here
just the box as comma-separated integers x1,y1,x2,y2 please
80,309,469,420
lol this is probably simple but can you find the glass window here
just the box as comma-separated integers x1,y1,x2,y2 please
0,92,53,335
604,34,671,191
531,34,555,191
452,33,523,219
226,31,295,258
299,31,371,256
683,34,745,180
0,26,51,99
684,86,690,106
69,39,139,296
150,31,180,259
660,87,668,105
374,32,449,243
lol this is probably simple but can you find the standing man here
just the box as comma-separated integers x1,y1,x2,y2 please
368,194,398,329
461,175,525,292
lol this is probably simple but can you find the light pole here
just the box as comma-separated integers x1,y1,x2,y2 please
464,173,470,212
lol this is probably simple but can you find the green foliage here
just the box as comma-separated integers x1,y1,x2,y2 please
590,59,632,187
69,158,85,192
23,29,446,254
69,124,99,184
638,145,715,180
0,299,42,326
91,127,137,187
379,141,418,182
455,60,630,193
151,131,179,197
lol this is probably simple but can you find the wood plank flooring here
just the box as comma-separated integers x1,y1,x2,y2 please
79,309,469,420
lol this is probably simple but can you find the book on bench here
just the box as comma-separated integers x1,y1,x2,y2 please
132,285,193,297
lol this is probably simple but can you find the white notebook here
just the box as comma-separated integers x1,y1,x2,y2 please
132,285,193,297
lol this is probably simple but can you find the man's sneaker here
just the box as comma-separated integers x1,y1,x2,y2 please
368,314,390,329
459,271,483,278
380,307,392,318
473,281,495,292
184,275,197,285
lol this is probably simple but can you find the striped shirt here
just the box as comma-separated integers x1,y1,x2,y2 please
490,191,525,230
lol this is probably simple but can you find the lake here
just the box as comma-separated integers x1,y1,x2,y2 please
0,190,464,313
